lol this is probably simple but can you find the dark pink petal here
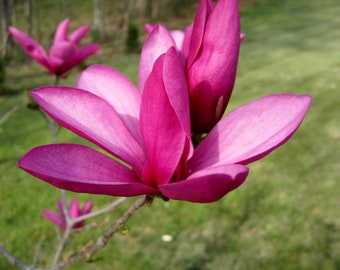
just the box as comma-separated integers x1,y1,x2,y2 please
49,41,77,74
187,0,241,133
81,200,93,215
189,94,312,171
181,24,193,58
18,144,158,197
69,25,90,45
8,26,50,70
69,198,80,219
140,53,187,186
159,164,249,203
53,19,69,43
76,64,142,146
162,47,193,156
62,44,100,74
186,0,213,68
42,210,66,229
139,24,177,92
31,87,146,173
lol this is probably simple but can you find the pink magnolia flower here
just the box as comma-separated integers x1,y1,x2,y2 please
18,25,311,203
146,0,241,134
42,198,93,229
9,19,100,76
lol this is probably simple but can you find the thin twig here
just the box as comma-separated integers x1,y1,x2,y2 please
0,105,19,125
50,195,153,270
0,245,33,270
72,197,127,224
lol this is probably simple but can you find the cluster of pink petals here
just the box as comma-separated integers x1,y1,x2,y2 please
9,19,99,76
18,21,311,203
42,198,93,229
146,0,243,134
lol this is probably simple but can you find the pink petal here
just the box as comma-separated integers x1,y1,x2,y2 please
76,64,142,146
162,47,193,156
42,210,66,229
189,94,312,171
139,24,177,92
8,26,50,70
169,30,185,52
81,200,93,215
57,199,65,217
181,24,193,58
18,144,158,197
186,0,213,68
62,44,100,74
31,87,146,174
159,164,249,203
69,25,90,45
187,0,241,133
49,41,77,75
140,52,187,186
53,19,69,43
69,198,80,219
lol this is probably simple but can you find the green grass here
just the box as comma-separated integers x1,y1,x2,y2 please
1,0,340,269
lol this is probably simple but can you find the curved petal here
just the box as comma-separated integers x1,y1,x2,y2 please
9,26,50,70
159,164,249,203
187,0,241,133
42,210,66,229
162,47,193,156
181,24,193,58
54,19,69,43
31,87,146,173
139,24,177,92
18,144,158,197
76,64,142,146
186,0,213,68
189,94,312,171
140,53,187,186
69,25,90,45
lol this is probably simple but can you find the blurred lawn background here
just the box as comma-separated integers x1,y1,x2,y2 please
1,0,339,269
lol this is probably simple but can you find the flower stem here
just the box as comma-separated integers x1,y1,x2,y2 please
50,195,153,270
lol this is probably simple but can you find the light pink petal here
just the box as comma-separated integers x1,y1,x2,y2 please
18,144,158,197
140,53,187,186
189,94,312,171
31,87,146,174
76,64,142,146
159,164,249,203
42,210,66,229
81,200,93,215
8,26,50,70
186,0,213,68
69,198,80,219
169,30,185,52
69,25,90,45
139,24,177,93
53,19,69,43
144,23,154,34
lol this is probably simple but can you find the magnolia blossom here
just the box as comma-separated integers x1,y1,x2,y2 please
9,19,99,76
146,0,241,134
43,198,93,229
18,25,311,203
